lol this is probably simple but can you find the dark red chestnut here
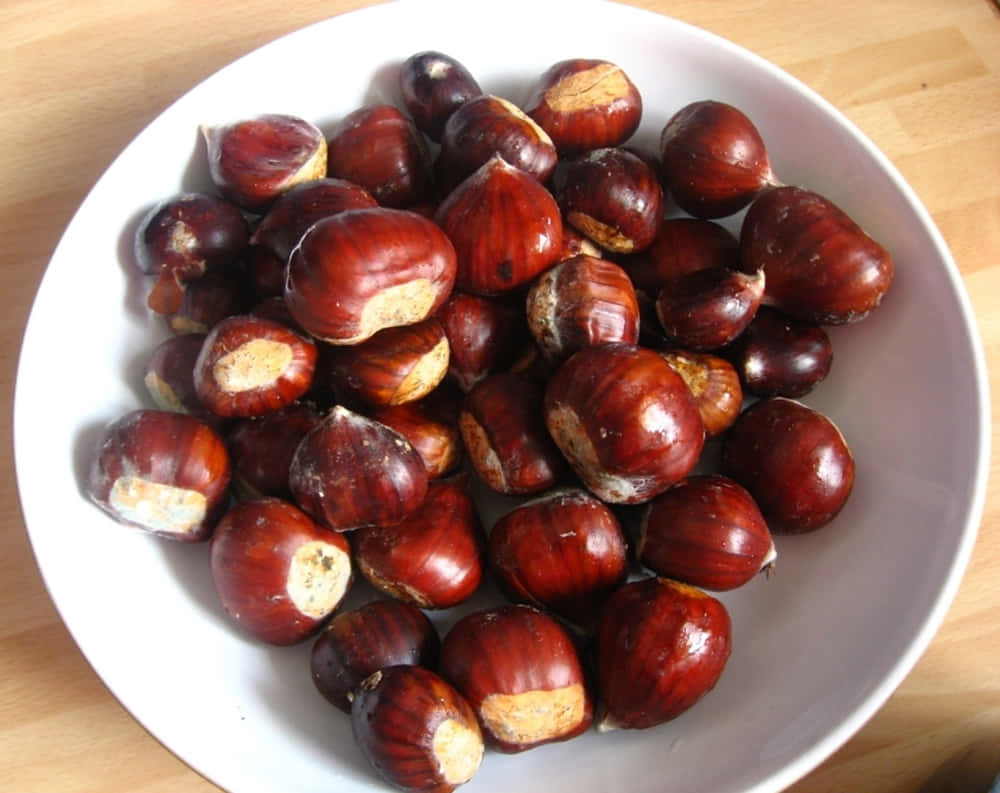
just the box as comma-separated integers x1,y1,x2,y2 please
659,100,777,219
523,59,642,156
353,476,484,609
143,333,210,419
86,409,231,541
311,599,440,712
285,207,457,345
654,266,765,351
201,113,327,211
544,343,704,504
369,389,463,479
439,604,594,752
596,576,732,729
525,254,639,365
289,405,428,531
459,372,567,496
740,185,894,324
659,349,743,437
166,265,254,335
488,488,628,630
245,244,287,300
210,498,352,645
352,665,484,793
399,51,483,143
435,155,563,296
558,147,663,254
556,226,603,262
193,314,317,418
637,474,775,590
326,104,433,208
725,306,833,397
134,192,250,315
723,396,855,533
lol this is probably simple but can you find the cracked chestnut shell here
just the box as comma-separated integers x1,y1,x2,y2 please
352,665,484,793
596,576,732,730
439,604,594,753
544,343,704,504
399,50,483,142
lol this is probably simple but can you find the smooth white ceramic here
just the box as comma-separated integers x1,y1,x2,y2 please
13,1,990,792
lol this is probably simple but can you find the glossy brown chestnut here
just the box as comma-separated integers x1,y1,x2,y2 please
210,498,352,645
326,318,450,407
143,333,210,418
523,59,642,156
288,405,428,531
637,474,775,590
725,306,833,397
166,265,254,335
544,343,705,504
459,372,567,496
436,291,529,392
435,155,563,296
622,217,740,296
326,104,433,208
654,266,765,351
723,396,855,533
399,51,483,142
245,244,287,299
311,599,440,712
134,192,250,316
740,185,894,324
353,476,484,609
659,349,743,437
437,95,558,192
439,604,594,753
86,409,231,541
525,254,639,365
201,113,328,211
369,389,463,479
352,665,484,793
250,177,377,265
556,226,603,262
559,147,663,254
193,315,317,418
285,207,457,344
227,402,323,499
488,488,629,630
659,100,777,219
596,576,732,730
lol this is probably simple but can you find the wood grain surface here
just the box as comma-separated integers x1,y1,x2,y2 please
2,1,998,791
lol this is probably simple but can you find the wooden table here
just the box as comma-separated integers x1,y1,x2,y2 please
2,1,997,791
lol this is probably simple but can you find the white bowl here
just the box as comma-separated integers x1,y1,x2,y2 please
13,1,990,792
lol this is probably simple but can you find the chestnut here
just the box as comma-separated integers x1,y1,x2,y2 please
525,253,639,365
326,104,433,208
740,185,894,324
193,314,317,418
245,244,287,300
353,476,484,609
725,305,833,397
325,317,450,407
369,389,463,479
653,266,765,351
86,409,231,542
659,349,743,437
544,343,705,504
556,225,603,262
285,207,457,345
201,113,328,211
226,401,323,499
134,192,249,315
143,332,210,419
723,396,855,533
165,265,254,335
523,59,642,156
637,474,775,590
659,100,777,219
311,599,440,712
399,50,483,142
459,372,567,496
434,155,563,296
558,147,663,254
439,604,594,752
288,405,428,531
352,665,483,793
210,498,352,645
487,488,629,631
595,576,732,729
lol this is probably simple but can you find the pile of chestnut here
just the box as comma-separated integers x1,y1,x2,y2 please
86,49,893,793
